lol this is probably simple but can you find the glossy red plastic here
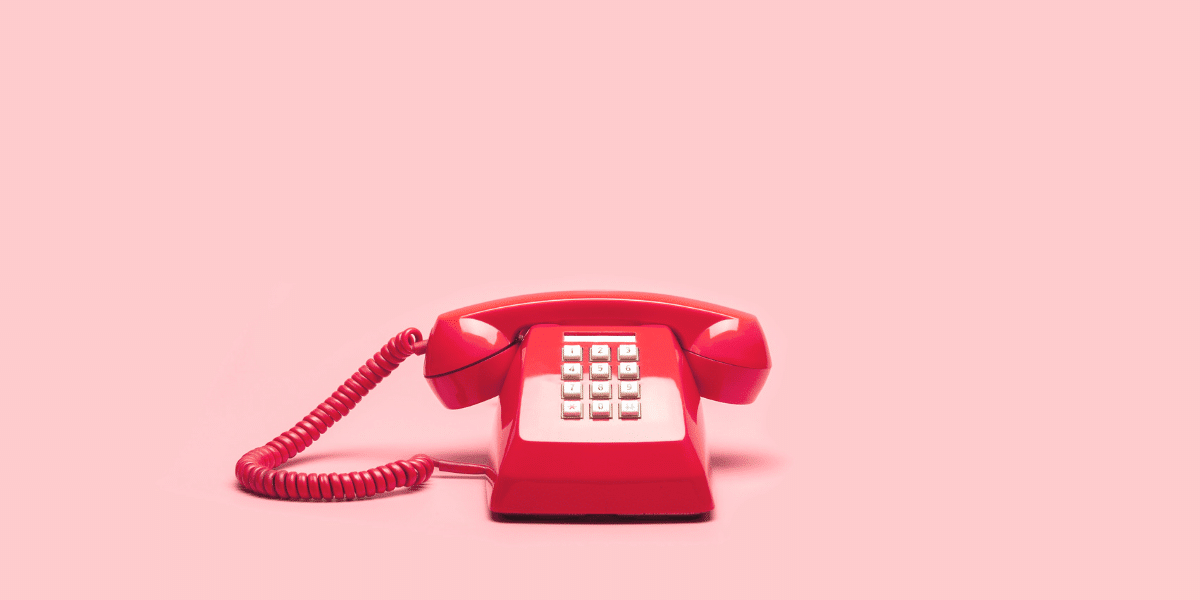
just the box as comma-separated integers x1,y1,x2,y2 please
487,325,713,515
236,291,771,515
423,291,771,409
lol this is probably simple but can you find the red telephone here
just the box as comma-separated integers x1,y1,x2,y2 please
236,291,771,515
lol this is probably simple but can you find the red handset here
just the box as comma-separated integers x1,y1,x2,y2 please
235,291,771,515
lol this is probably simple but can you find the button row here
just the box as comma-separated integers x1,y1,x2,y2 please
562,362,639,381
562,345,639,362
561,400,641,420
562,381,639,399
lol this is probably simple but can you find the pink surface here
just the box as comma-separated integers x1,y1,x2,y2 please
2,2,1197,598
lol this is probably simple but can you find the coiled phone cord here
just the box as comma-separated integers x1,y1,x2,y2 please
235,327,494,500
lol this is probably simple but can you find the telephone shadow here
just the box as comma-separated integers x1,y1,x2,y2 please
490,448,782,524
232,446,782,515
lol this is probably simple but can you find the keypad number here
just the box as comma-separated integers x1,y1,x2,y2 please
590,401,612,420
562,345,583,361
589,345,611,362
561,363,583,380
618,381,640,399
590,363,611,380
617,345,638,361
618,363,639,380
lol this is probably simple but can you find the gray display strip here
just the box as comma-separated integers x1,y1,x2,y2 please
562,334,636,342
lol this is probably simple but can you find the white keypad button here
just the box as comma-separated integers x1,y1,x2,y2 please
562,345,583,361
618,400,641,419
618,381,640,399
589,345,611,362
561,363,583,380
590,381,611,399
561,382,583,399
561,401,583,419
617,363,640,380
617,345,639,361
589,401,612,419
589,363,611,380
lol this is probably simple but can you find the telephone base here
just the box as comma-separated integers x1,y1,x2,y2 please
489,512,712,523
485,439,714,516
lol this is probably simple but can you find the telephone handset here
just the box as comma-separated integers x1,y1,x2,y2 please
236,291,771,515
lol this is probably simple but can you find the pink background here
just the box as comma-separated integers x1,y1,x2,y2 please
2,2,1197,598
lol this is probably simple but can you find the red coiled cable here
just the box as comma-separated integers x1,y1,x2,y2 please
235,327,493,500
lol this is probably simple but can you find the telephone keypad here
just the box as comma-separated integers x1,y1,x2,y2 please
561,342,643,420
589,401,612,419
589,363,611,380
617,363,639,380
561,401,584,419
561,363,583,380
618,381,640,399
618,400,641,419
